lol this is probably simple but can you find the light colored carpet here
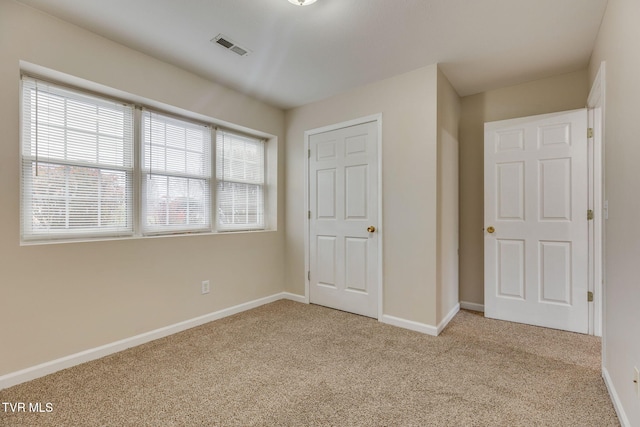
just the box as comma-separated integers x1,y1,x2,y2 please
0,300,618,426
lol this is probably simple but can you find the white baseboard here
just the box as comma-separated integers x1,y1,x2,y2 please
603,367,631,427
281,292,307,304
460,301,485,312
0,292,299,391
381,314,438,336
0,293,466,391
437,303,460,335
381,303,460,337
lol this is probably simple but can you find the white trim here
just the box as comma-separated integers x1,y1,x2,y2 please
437,303,460,334
0,290,455,390
0,292,297,391
380,305,460,337
381,315,438,336
460,301,485,312
602,367,631,427
587,61,605,339
304,114,382,137
303,125,310,304
376,117,384,321
281,292,307,304
303,114,384,318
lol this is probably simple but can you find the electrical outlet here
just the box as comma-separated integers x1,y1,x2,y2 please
634,367,639,398
201,280,210,295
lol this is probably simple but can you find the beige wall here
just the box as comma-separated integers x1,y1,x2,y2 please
0,0,285,376
589,0,640,424
436,68,461,323
285,64,461,328
458,70,589,306
285,64,443,326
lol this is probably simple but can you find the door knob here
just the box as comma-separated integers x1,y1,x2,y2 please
486,226,495,234
367,226,376,233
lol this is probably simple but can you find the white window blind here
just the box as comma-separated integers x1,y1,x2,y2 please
141,110,211,234
216,130,265,230
21,77,134,240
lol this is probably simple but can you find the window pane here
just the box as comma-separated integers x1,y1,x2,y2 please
100,169,130,227
22,79,133,168
144,175,209,232
217,181,264,229
216,131,264,184
21,77,134,240
25,162,131,235
141,110,211,234
142,111,210,178
216,130,265,230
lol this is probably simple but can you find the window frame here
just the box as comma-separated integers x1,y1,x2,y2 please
215,129,267,232
140,109,213,236
19,73,273,244
20,76,135,242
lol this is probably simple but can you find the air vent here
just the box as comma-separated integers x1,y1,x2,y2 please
230,45,248,56
211,34,252,57
216,38,233,49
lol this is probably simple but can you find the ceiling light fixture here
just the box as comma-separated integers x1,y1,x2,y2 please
288,0,317,5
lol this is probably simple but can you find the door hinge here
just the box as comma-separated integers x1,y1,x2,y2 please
308,210,311,219
308,271,311,281
588,291,594,302
308,149,311,158
587,209,594,220
587,128,593,138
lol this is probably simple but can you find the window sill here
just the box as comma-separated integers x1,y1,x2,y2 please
20,227,278,246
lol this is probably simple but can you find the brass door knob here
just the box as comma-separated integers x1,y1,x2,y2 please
367,226,376,233
486,226,495,234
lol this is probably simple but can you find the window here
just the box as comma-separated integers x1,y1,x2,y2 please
216,130,265,230
21,77,134,240
141,111,211,234
20,75,270,242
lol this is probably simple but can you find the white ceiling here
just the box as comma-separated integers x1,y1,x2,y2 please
16,0,608,109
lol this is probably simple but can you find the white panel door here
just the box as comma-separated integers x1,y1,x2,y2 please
309,121,378,318
484,109,589,333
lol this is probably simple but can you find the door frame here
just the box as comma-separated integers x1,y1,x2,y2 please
303,114,384,320
587,61,606,337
